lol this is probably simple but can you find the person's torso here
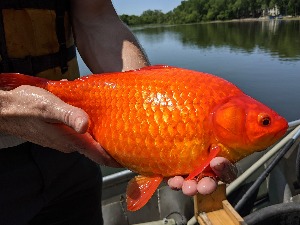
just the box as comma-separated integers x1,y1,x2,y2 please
0,0,80,80
0,0,81,148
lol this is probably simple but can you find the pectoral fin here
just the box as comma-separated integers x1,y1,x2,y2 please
126,175,163,211
186,144,221,180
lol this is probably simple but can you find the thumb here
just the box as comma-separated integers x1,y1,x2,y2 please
75,132,122,167
68,110,90,134
210,157,238,183
47,97,90,134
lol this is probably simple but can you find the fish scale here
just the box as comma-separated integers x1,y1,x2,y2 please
0,65,288,211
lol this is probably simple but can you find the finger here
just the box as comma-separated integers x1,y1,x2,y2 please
182,180,198,196
41,98,89,134
51,103,90,134
210,157,238,183
47,124,121,167
62,130,122,167
19,86,90,134
72,132,122,167
167,176,184,190
196,177,218,195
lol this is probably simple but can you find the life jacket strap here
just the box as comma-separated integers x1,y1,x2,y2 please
0,45,76,75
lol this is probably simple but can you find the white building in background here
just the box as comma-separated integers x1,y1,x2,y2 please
262,5,280,17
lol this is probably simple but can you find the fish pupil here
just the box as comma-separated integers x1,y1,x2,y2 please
262,117,271,126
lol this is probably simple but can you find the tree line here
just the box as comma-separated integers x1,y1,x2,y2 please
120,0,300,25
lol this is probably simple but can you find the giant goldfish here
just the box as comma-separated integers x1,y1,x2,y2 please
0,65,288,211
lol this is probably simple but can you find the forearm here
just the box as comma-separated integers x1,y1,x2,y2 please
0,90,26,148
71,0,149,73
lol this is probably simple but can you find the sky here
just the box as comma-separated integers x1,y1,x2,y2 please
111,0,182,16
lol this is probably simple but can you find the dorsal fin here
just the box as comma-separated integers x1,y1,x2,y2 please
137,65,173,71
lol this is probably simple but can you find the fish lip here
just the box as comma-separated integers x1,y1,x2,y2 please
273,120,288,140
275,126,288,140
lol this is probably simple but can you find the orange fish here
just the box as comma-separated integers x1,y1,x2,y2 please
0,65,288,211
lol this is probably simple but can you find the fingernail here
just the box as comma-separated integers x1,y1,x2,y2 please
75,117,83,132
197,177,217,195
168,176,184,191
182,180,198,196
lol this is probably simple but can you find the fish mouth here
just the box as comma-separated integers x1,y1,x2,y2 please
266,122,288,147
275,118,289,139
274,126,288,140
251,121,288,151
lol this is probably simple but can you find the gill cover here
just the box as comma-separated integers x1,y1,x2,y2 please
211,95,288,161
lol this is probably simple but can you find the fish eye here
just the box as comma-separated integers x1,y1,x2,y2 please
258,113,271,127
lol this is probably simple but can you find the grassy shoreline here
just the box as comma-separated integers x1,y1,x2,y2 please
128,16,300,29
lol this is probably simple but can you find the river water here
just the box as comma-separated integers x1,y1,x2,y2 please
77,20,300,175
132,20,300,122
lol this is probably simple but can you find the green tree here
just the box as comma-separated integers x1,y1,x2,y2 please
119,0,300,25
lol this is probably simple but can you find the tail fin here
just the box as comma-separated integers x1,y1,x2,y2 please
0,73,48,91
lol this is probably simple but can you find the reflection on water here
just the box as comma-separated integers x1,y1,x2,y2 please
133,20,300,61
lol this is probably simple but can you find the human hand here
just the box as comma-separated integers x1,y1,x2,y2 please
0,85,120,167
167,157,237,196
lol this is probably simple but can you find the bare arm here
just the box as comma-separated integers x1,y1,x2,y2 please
71,0,149,73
